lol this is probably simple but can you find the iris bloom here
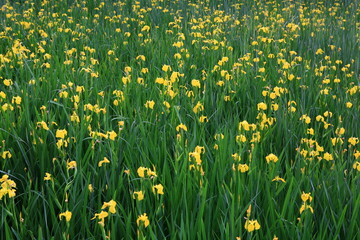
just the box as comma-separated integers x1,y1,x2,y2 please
102,200,117,214
152,184,164,195
59,211,72,222
137,213,150,228
265,153,279,163
92,211,109,226
244,219,260,232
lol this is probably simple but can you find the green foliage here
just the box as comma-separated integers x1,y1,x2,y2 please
0,0,359,239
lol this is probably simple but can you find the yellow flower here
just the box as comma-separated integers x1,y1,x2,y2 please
238,120,250,131
244,219,261,232
1,151,12,159
265,153,279,163
0,174,16,199
323,152,333,161
199,116,208,123
59,211,72,222
323,111,333,118
236,134,247,143
152,184,164,195
141,25,150,32
300,114,311,124
272,176,286,183
192,102,204,113
300,203,314,214
88,184,93,192
214,133,224,140
307,128,314,135
37,121,49,131
137,77,144,84
238,164,249,173
353,162,360,171
56,139,68,149
3,79,13,86
288,74,295,81
67,161,77,169
232,153,241,161
141,68,149,74
56,129,67,139
348,137,359,146
246,204,252,218
163,101,171,109
136,55,146,61
133,191,144,201
137,213,150,228
216,81,224,86
155,77,165,84
118,121,125,129
59,91,69,98
301,192,313,202
147,167,157,177
102,200,117,214
224,96,230,101
91,211,109,226
122,76,131,85
44,173,52,181
124,66,132,74
189,146,205,165
335,127,345,136
145,100,155,109
315,48,324,55
288,106,296,112
0,91,6,99
98,157,110,167
11,96,22,105
191,79,201,88
137,166,147,178
162,64,171,72
176,124,188,132
257,102,267,111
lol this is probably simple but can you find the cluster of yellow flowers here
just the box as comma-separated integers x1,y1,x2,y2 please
300,192,314,214
0,174,16,200
0,0,359,238
244,205,261,233
91,200,117,226
231,153,249,173
188,146,205,175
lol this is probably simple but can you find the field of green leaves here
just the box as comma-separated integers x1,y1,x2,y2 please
1,0,359,239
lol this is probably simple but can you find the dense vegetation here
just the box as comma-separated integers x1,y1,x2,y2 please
0,0,359,239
